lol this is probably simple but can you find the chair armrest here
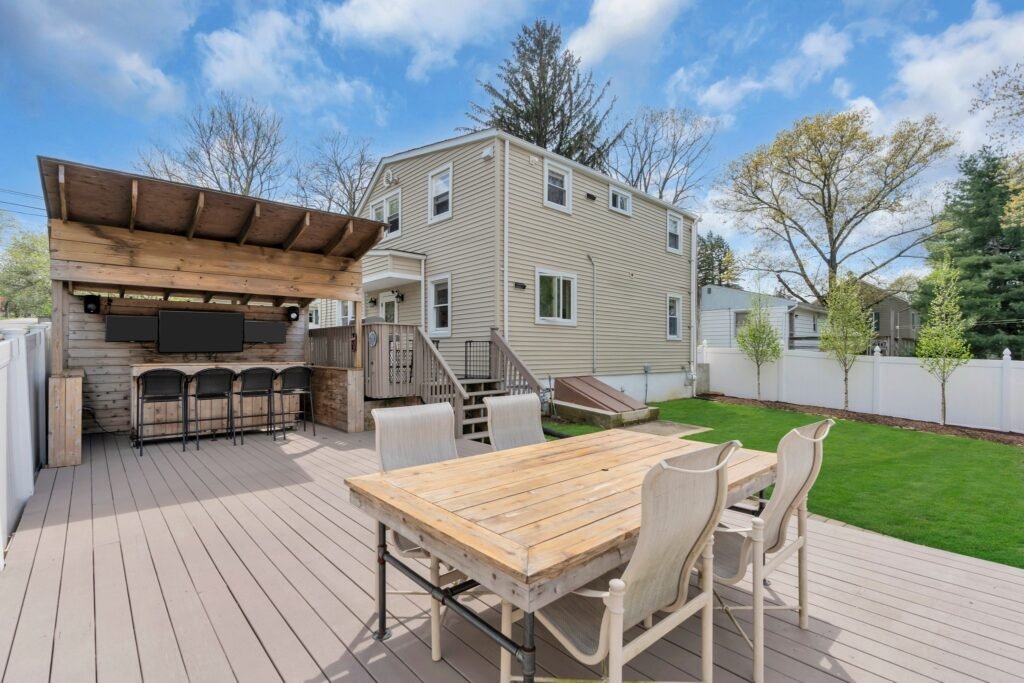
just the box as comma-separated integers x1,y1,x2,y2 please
716,524,752,534
572,588,610,599
543,426,571,440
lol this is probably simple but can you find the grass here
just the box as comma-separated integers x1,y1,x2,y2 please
550,399,1024,568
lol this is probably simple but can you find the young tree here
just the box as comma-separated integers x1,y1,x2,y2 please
735,295,781,399
717,110,956,302
697,231,738,287
139,91,288,199
467,19,622,169
916,256,972,425
819,274,875,410
295,133,377,214
0,229,51,318
612,106,716,205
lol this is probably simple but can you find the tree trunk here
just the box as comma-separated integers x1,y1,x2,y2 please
843,367,849,410
756,365,762,400
940,379,946,426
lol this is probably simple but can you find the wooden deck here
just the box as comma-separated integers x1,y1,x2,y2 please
0,426,1022,682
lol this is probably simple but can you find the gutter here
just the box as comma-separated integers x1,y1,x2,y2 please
690,217,700,377
503,139,510,341
587,254,597,374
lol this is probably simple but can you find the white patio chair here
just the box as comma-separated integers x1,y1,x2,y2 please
712,419,834,683
484,393,546,451
372,402,462,662
499,440,741,683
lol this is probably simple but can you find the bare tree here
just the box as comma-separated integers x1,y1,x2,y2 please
295,133,378,214
972,62,1024,145
612,107,716,206
139,92,288,198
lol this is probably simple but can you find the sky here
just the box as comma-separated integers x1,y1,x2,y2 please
1,0,1023,286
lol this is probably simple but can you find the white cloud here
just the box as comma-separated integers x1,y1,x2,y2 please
198,10,373,110
831,77,853,99
318,0,529,81
0,0,195,111
567,0,694,65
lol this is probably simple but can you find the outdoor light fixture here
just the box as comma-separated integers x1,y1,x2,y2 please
285,306,300,322
391,290,405,303
368,297,377,306
83,295,101,314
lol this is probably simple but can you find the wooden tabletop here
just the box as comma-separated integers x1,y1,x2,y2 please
347,429,777,611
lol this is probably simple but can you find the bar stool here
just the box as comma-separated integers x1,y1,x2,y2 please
189,368,236,450
274,366,316,440
136,369,188,457
235,367,276,444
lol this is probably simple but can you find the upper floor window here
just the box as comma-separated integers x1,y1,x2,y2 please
371,190,401,239
812,313,819,332
308,306,320,326
428,274,452,337
428,163,452,223
667,295,683,340
536,267,576,325
872,311,881,332
667,212,683,254
543,159,572,213
609,187,632,216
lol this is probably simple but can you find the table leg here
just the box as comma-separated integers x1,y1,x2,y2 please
373,522,391,641
521,611,536,683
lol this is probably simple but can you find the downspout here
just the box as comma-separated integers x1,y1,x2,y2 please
502,138,510,341
420,258,425,328
690,217,700,381
586,254,597,374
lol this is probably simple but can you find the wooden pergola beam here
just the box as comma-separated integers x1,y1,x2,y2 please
322,219,354,257
240,294,255,305
349,226,386,263
58,164,68,222
129,179,138,232
298,298,315,308
186,191,205,239
282,211,310,252
237,202,260,246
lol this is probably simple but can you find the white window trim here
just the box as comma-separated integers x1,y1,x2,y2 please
666,294,684,341
543,159,573,213
371,188,402,241
608,185,633,216
535,266,577,326
426,162,453,224
666,210,683,254
379,293,398,323
427,273,452,338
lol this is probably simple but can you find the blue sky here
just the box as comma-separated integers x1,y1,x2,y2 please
2,0,1023,280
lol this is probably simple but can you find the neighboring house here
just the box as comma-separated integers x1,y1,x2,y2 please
319,128,700,401
860,284,920,355
700,284,825,350
307,299,355,330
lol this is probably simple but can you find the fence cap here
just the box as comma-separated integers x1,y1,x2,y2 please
0,328,27,337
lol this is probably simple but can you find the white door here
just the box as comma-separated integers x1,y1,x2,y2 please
380,294,398,323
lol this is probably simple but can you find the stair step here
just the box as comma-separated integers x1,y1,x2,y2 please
461,377,499,385
462,416,489,426
467,389,505,397
462,404,488,413
463,431,490,442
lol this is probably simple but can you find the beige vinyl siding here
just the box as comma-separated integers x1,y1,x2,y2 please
503,141,694,378
360,140,499,376
361,253,389,278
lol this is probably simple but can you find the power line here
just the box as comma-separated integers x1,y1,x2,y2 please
0,207,47,218
0,198,45,211
0,187,43,200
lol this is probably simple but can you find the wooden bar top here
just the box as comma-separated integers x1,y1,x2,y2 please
130,361,309,377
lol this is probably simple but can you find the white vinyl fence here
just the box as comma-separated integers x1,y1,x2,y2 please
702,344,1023,434
0,325,48,568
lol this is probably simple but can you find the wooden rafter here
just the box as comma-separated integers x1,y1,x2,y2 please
322,219,354,257
58,164,68,222
129,179,138,231
298,298,315,307
240,294,255,305
237,202,260,246
186,191,205,239
273,297,286,307
282,211,310,251
203,292,216,303
349,225,386,263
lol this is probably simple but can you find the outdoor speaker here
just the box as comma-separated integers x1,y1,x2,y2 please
83,295,101,314
286,306,300,322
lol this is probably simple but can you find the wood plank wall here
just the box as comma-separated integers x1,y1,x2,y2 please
62,288,308,434
310,367,364,433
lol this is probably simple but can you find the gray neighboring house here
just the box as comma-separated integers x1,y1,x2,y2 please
699,284,825,350
859,284,920,355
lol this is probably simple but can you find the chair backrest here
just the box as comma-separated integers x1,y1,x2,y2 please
373,403,458,472
760,419,834,553
194,368,234,395
484,393,545,451
617,441,739,630
140,369,187,399
239,367,275,392
278,366,312,391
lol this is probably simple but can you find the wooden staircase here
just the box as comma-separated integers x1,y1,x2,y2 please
459,378,506,442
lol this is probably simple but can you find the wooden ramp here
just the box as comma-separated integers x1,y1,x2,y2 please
554,376,649,413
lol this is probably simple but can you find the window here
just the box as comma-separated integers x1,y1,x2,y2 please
371,190,401,239
872,311,881,332
380,296,397,323
427,274,451,337
543,159,572,213
609,186,632,216
667,295,683,340
308,306,320,326
536,267,576,325
428,163,452,223
667,212,683,254
734,310,748,330
337,301,354,326
812,313,818,332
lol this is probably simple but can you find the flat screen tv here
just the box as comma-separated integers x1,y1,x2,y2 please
105,315,158,342
158,310,244,353
244,320,287,344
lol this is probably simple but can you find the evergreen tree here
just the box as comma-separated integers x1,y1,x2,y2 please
697,231,738,287
467,19,622,169
916,149,1024,358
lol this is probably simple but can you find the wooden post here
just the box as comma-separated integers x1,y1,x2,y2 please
50,280,65,374
353,300,363,369
48,370,83,467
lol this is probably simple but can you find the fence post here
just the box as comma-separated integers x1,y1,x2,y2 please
1001,348,1012,432
776,350,786,403
871,346,882,415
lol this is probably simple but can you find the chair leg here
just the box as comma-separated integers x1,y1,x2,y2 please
309,389,316,436
230,394,236,446
195,397,201,451
751,518,766,683
798,500,809,629
606,579,626,683
137,394,144,457
182,395,188,452
429,555,442,662
240,395,245,445
500,601,512,683
702,537,714,682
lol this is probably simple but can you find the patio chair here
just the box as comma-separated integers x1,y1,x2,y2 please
235,367,276,445
372,402,463,662
136,369,189,457
188,368,236,450
499,440,740,683
484,393,545,451
712,419,834,683
273,366,316,440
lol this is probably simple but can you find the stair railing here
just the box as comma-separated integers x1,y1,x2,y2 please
489,327,542,396
415,327,468,435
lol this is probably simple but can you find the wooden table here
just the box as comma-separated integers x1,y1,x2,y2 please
346,429,777,681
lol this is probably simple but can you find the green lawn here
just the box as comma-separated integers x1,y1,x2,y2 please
549,399,1024,568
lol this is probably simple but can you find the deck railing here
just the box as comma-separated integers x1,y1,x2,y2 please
489,327,542,396
414,328,468,433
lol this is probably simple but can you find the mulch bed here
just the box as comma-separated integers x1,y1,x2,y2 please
698,394,1024,447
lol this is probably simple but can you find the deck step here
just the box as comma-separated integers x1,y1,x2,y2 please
466,389,506,397
462,416,489,426
463,431,490,442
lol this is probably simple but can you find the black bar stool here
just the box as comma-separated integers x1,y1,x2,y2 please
189,368,236,449
136,369,188,457
274,366,316,440
236,367,276,444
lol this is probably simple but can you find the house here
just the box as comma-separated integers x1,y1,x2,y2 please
860,283,920,355
317,128,700,402
699,284,825,350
